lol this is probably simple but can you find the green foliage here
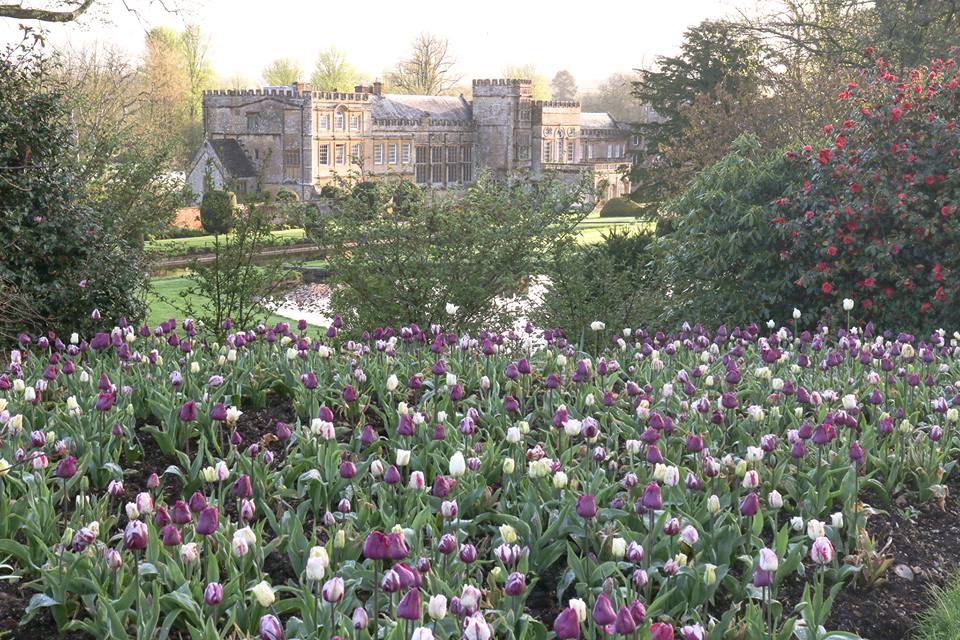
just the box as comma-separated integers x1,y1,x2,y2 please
0,36,162,337
599,197,642,218
261,58,303,86
180,205,294,334
199,190,236,235
651,134,802,327
535,227,654,340
392,180,423,217
631,20,768,210
317,173,592,334
915,572,960,640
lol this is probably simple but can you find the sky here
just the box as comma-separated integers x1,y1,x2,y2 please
4,0,743,88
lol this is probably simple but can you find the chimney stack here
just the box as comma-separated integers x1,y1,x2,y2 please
372,80,383,96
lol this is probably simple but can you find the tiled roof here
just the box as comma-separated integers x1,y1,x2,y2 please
210,138,257,178
579,112,619,129
373,94,472,122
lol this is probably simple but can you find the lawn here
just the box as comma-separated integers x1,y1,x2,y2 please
145,275,302,328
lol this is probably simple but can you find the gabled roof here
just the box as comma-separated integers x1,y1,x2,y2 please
373,94,472,122
209,138,257,178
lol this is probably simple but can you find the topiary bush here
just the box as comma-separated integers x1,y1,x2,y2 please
599,196,642,218
776,56,960,332
199,190,236,235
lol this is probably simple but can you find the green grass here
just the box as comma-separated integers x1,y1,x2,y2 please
146,228,307,255
914,572,960,640
149,218,645,256
145,276,302,328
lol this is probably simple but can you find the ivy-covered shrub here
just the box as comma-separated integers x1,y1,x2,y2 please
535,227,654,344
0,39,152,337
651,135,803,328
199,190,237,235
776,56,960,332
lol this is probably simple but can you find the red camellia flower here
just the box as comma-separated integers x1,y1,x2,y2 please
827,246,838,256
822,282,833,294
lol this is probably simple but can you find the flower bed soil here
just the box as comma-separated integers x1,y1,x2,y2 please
779,474,960,639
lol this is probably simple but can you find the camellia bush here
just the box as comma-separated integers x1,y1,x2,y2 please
0,306,957,639
776,56,960,332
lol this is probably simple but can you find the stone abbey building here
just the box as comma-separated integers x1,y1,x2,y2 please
187,78,635,203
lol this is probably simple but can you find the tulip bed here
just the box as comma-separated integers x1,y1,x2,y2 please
0,316,957,640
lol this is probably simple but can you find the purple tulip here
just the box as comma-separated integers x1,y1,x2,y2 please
614,606,636,635
576,495,597,519
387,531,409,559
196,506,219,535
171,500,192,525
232,474,253,498
592,592,616,626
123,520,148,550
363,531,390,560
54,455,77,479
505,571,526,596
189,491,208,513
740,492,760,517
642,482,663,510
179,400,197,422
161,525,182,546
396,588,421,620
258,614,283,640
342,384,357,403
553,607,581,639
459,543,477,564
650,623,675,640
210,403,228,421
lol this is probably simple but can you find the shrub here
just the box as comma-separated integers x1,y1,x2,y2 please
535,227,654,344
776,56,960,332
651,134,803,327
392,180,423,217
178,205,294,335
199,190,236,235
319,184,345,200
0,38,154,337
599,196,642,218
319,172,591,334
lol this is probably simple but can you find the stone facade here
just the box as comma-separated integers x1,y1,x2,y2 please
187,79,634,203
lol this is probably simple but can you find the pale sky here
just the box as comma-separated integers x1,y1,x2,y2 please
3,0,744,88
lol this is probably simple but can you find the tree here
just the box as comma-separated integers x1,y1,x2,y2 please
579,72,647,121
262,57,303,86
387,33,459,95
550,70,577,101
139,27,193,165
223,73,253,90
502,64,550,100
1,34,182,336
630,20,768,211
311,45,365,91
651,135,803,327
739,0,960,72
0,0,182,22
179,24,214,122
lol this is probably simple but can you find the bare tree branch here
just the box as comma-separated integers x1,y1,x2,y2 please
0,0,97,22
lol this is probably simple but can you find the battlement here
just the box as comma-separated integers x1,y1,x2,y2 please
472,78,532,86
533,100,581,109
202,88,370,101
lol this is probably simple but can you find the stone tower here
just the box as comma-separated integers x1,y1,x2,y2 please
471,79,533,176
